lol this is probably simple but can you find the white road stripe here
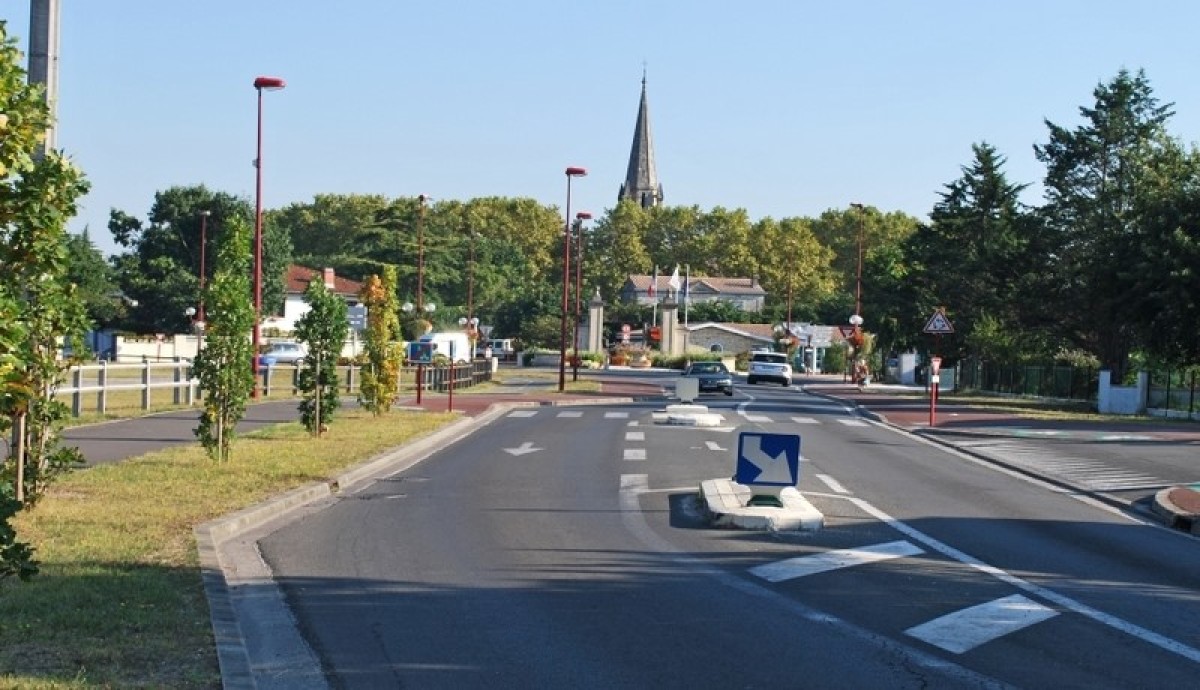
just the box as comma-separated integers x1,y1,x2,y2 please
743,414,772,423
791,416,820,424
815,473,850,494
837,419,868,427
905,595,1059,654
506,410,537,418
605,411,630,418
557,410,583,418
625,431,645,442
842,494,1200,664
705,440,725,451
749,540,924,583
623,448,646,461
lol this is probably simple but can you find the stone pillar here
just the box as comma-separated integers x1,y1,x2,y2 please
587,290,605,353
660,299,679,356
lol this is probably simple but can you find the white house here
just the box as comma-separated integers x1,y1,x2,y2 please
261,266,364,335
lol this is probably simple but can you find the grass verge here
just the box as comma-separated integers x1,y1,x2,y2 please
1,407,459,689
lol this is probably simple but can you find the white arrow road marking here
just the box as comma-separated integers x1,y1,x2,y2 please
905,595,1058,654
749,540,924,582
503,441,542,456
705,440,726,451
741,435,794,484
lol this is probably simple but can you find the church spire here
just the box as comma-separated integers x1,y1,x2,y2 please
618,71,663,208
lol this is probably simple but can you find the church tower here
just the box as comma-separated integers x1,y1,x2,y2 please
618,73,663,208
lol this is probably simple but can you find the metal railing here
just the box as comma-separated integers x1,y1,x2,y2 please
1147,369,1199,417
956,357,1098,402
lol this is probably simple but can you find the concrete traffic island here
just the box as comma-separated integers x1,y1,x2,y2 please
700,478,824,531
653,403,726,427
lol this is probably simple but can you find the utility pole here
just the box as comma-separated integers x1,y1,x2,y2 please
27,0,61,158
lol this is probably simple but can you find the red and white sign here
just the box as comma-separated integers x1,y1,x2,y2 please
930,356,942,375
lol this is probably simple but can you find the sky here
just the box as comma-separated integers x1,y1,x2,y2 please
3,1,1199,257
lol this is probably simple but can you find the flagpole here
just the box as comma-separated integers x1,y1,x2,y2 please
651,266,658,327
684,264,689,326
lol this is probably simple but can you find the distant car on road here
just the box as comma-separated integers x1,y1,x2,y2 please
258,341,305,367
682,361,734,396
747,351,792,386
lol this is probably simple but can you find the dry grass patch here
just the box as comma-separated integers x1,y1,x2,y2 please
1,408,458,689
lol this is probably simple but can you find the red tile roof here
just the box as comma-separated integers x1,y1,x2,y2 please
285,266,364,297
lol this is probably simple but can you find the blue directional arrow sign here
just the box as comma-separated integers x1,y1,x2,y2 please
736,432,801,487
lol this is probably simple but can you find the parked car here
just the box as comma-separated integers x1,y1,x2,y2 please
258,341,306,367
682,361,734,396
747,351,792,386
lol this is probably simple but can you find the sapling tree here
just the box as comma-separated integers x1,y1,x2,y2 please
295,279,348,434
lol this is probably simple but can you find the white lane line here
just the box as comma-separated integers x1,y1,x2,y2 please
837,419,868,427
625,431,645,442
605,411,630,418
623,448,646,461
905,595,1059,654
628,420,640,426
616,477,1009,688
749,540,924,583
507,410,537,418
815,473,850,494
791,416,820,424
842,494,1200,664
705,440,726,451
743,414,772,423
557,410,583,418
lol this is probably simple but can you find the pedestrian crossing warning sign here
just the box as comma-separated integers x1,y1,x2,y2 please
923,308,955,334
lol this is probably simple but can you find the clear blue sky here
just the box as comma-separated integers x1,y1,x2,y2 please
4,1,1199,257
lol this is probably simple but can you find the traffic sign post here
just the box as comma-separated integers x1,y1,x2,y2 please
929,356,942,426
735,432,802,507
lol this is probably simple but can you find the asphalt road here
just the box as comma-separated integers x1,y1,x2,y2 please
251,381,1200,688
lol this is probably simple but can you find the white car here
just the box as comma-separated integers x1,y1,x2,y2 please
746,351,792,386
258,341,306,366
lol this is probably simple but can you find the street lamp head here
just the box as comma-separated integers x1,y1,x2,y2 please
253,76,286,91
565,166,587,177
469,317,479,327
199,210,211,218
402,302,415,313
185,307,197,317
850,202,865,210
849,314,864,326
424,303,436,313
575,211,593,220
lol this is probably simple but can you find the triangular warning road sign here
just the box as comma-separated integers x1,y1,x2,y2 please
923,309,955,334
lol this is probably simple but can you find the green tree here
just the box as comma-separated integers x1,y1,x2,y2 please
295,279,348,434
193,214,255,462
109,185,290,334
0,22,91,579
905,143,1038,361
65,229,123,331
1033,69,1174,378
358,267,403,415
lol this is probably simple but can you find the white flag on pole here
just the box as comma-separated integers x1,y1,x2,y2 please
667,264,681,292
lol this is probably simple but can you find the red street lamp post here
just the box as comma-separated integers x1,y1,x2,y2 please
251,75,285,397
572,210,593,382
558,166,587,392
416,194,429,311
848,202,866,383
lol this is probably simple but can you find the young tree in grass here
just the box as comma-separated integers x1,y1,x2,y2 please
358,266,403,415
295,279,348,434
193,215,255,462
0,23,91,580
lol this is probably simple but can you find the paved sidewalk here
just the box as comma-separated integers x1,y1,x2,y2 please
805,380,1200,533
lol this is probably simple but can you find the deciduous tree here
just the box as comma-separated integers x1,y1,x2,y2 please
295,279,348,434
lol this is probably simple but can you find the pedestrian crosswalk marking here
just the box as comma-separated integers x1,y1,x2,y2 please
625,431,645,442
905,594,1058,654
506,410,538,418
557,411,583,418
957,439,1173,492
623,448,646,461
742,414,772,423
749,540,924,583
791,417,819,424
605,411,630,418
837,419,868,427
